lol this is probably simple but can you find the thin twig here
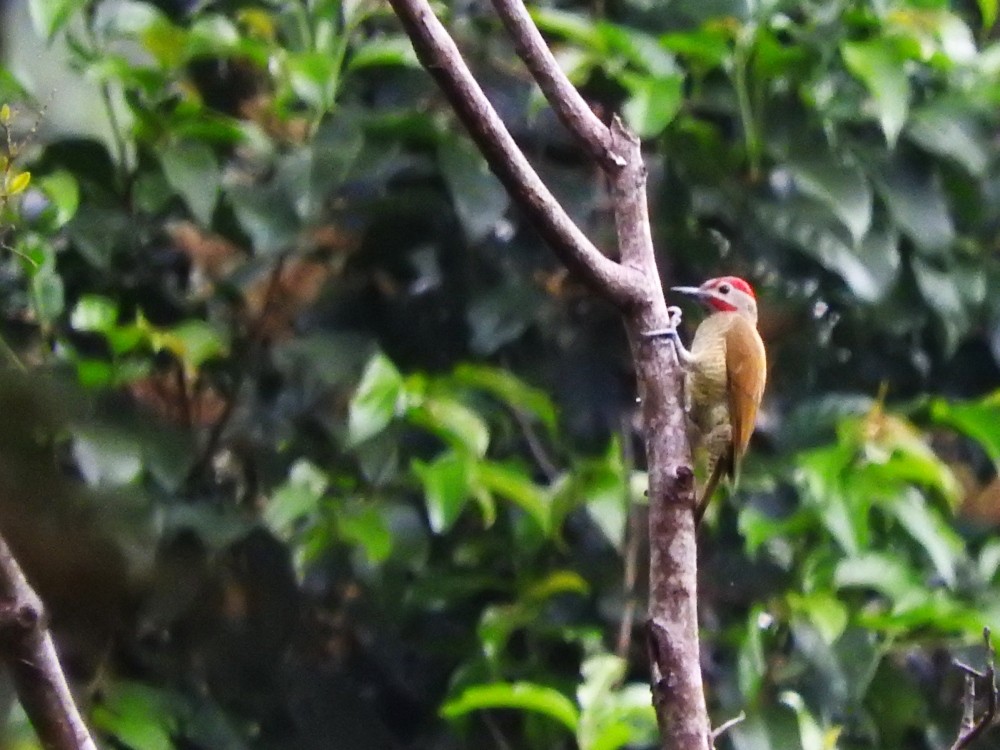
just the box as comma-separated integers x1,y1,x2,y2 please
488,0,622,170
0,532,97,750
710,711,747,747
510,405,559,481
385,0,644,309
184,255,289,489
951,627,997,750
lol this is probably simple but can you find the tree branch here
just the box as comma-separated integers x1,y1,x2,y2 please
487,0,622,170
386,1,709,747
0,531,97,750
386,0,645,309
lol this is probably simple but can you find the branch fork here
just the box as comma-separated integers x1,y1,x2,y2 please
384,0,706,746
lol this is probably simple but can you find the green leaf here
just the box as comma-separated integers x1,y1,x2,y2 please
348,36,420,70
841,38,910,146
907,104,990,176
758,199,896,303
885,489,963,587
661,26,732,69
31,265,64,325
155,321,228,369
875,152,954,256
834,552,923,604
413,452,473,533
576,653,657,750
160,141,220,226
441,682,579,733
348,353,405,445
70,295,118,333
226,180,300,254
408,395,490,457
73,427,144,487
738,606,769,701
286,51,339,109
338,503,393,562
438,138,510,243
621,73,684,138
788,592,848,644
977,0,998,30
931,393,1000,468
92,682,177,750
450,364,558,434
530,7,602,49
787,155,872,244
264,460,329,535
28,0,86,39
911,259,967,355
779,691,830,750
477,461,550,533
37,170,80,227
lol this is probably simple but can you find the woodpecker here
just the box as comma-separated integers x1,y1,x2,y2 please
646,276,766,523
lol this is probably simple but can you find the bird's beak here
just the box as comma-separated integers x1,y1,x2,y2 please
671,285,705,298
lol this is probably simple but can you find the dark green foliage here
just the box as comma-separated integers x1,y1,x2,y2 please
0,0,999,747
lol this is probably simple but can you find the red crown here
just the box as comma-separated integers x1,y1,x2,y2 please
707,276,755,298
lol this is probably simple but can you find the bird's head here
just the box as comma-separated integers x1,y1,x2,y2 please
672,276,758,323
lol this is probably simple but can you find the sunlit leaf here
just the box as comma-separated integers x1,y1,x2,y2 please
621,73,684,138
70,295,118,333
477,461,551,533
28,0,86,39
6,171,30,196
92,682,178,750
931,392,1000,467
841,38,910,145
408,396,490,457
441,682,579,732
413,452,473,533
884,489,963,587
338,503,393,562
348,353,405,446
779,691,835,750
264,460,329,535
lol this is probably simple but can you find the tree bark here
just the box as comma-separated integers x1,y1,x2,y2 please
0,532,97,750
384,1,711,746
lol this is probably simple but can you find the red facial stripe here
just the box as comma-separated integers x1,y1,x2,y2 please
706,297,738,313
706,276,755,298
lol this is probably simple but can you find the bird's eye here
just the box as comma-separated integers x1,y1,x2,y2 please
718,284,731,294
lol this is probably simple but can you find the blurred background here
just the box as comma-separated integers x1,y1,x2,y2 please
0,0,999,748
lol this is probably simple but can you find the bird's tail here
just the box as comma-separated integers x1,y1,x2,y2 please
694,445,733,526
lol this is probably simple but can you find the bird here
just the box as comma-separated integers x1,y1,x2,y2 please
645,276,766,524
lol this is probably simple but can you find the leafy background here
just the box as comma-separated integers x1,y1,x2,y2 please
1,0,1000,748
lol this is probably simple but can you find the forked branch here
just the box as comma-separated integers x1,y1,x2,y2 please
386,0,645,309
385,1,707,747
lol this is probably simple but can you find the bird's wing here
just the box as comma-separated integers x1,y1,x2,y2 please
725,317,766,473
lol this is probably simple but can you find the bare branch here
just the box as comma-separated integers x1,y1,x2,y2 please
0,532,97,750
488,0,622,170
386,2,709,747
386,0,645,309
951,627,997,750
